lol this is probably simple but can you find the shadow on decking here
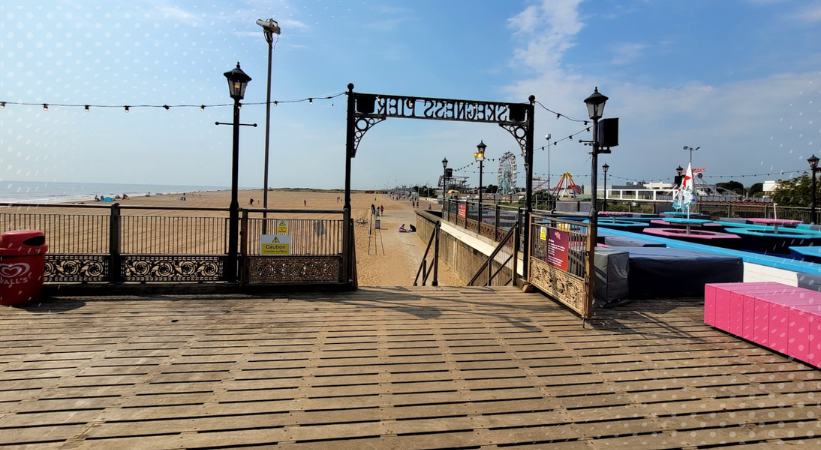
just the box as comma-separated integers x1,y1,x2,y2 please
11,298,87,313
587,297,707,341
300,286,546,332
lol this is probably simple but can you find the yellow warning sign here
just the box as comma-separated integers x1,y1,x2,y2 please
276,220,289,234
261,234,290,255
539,226,547,241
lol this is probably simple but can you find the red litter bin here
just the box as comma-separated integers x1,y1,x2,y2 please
0,230,48,306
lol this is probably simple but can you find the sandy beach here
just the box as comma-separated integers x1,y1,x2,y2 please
3,189,459,286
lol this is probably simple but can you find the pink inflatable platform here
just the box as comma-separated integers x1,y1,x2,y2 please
705,282,820,367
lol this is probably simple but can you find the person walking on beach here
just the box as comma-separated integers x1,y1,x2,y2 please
250,198,254,206
380,205,384,215
304,199,307,207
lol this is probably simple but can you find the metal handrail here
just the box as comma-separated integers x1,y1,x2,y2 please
0,202,344,215
467,219,518,286
413,225,437,286
413,214,441,286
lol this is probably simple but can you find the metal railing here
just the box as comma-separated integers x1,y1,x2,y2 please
600,198,820,224
0,203,347,285
245,217,343,256
529,214,588,279
0,212,109,254
467,220,519,286
443,198,520,242
413,213,441,287
528,213,592,317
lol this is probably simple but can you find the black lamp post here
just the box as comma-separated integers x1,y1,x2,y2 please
256,18,281,232
475,140,486,224
602,163,609,212
442,157,448,213
674,165,684,192
809,154,819,224
223,62,251,282
583,87,608,307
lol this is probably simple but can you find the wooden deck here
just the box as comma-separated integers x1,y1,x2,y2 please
0,287,819,449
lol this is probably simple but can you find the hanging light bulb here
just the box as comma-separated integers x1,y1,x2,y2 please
84,105,90,111
0,101,5,109
43,104,48,111
124,105,130,112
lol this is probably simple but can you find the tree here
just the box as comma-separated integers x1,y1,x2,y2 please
485,184,498,194
748,182,764,197
772,174,820,207
716,180,745,196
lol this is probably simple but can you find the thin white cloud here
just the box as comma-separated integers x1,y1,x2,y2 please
366,17,409,31
153,4,201,26
507,0,583,70
792,3,821,23
610,42,648,65
279,18,309,31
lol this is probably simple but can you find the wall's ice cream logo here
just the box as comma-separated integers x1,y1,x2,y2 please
0,263,31,285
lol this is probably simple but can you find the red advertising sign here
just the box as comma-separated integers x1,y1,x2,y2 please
546,228,570,271
458,203,467,219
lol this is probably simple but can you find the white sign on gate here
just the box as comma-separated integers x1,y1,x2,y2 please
260,234,290,255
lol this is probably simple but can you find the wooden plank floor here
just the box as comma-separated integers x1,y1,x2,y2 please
0,286,819,449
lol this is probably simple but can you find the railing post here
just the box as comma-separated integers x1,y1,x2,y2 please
494,205,500,240
108,203,122,283
432,222,440,287
240,209,249,285
342,206,351,285
487,254,492,286
512,213,520,286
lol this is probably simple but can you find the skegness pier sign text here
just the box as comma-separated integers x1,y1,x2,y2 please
356,94,529,124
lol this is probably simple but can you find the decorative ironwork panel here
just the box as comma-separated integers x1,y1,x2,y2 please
479,222,496,241
352,116,386,155
45,254,109,283
122,255,224,282
465,217,479,233
528,257,589,317
247,256,341,284
499,122,529,158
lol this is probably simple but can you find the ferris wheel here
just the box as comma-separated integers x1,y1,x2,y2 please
497,151,517,196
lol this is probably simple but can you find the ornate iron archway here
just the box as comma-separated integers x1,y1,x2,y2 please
341,83,536,286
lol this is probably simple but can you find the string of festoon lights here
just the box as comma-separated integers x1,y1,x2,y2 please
535,101,590,124
451,125,594,175
456,163,809,182
0,91,346,112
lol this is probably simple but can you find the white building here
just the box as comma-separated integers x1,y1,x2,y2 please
762,180,780,195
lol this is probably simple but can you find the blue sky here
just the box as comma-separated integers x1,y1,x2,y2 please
1,0,820,190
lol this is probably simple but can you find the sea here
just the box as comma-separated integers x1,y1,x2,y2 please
0,180,227,204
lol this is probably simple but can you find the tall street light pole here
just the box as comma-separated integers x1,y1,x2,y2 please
475,141,486,224
221,63,252,282
441,158,449,213
602,163,609,212
545,134,552,190
809,154,819,224
256,18,281,233
583,87,608,309
683,145,700,165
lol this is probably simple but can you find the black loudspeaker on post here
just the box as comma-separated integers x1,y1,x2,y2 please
445,168,453,178
597,118,619,149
